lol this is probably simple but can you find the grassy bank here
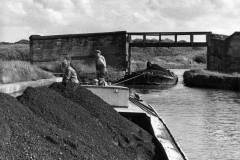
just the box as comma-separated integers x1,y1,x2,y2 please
0,41,29,61
0,60,54,84
0,41,55,84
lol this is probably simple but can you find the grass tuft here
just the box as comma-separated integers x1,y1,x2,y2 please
0,60,54,84
0,43,29,61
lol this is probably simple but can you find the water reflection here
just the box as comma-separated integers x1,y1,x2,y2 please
138,69,240,160
129,84,176,94
205,90,240,104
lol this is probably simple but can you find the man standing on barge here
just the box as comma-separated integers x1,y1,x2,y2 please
95,50,107,86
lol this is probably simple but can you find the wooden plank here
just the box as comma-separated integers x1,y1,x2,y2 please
129,42,208,47
127,32,211,36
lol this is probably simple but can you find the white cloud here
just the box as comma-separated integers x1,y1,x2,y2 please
0,0,240,42
133,12,150,23
6,1,26,15
80,0,93,16
45,8,66,25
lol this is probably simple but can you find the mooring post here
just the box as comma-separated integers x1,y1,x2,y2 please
175,34,178,43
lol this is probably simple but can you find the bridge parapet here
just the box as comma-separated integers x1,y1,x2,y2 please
127,32,212,47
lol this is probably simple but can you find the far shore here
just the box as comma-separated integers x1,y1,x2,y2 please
183,69,240,91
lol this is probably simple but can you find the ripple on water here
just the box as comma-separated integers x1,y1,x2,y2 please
136,69,240,160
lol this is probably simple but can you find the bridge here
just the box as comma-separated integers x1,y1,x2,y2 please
29,31,217,76
127,32,212,47
126,32,212,73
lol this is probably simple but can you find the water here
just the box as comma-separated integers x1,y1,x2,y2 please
136,69,240,160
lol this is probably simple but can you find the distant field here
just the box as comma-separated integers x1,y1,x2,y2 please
131,47,206,71
0,40,55,84
0,60,54,84
0,40,30,61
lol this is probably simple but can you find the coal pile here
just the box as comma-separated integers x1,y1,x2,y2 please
0,92,94,159
18,87,131,160
50,83,166,160
1,82,167,159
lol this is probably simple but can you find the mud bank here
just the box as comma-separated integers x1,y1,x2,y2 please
183,69,240,91
0,83,167,159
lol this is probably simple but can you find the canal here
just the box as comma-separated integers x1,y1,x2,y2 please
136,69,240,160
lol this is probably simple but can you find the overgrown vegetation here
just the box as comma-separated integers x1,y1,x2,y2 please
131,46,207,71
0,41,30,61
193,54,207,64
0,60,54,84
0,40,56,83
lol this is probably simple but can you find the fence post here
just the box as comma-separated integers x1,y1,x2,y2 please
159,34,162,42
175,34,178,43
190,34,194,46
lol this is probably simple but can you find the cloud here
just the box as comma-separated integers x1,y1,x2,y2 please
0,0,240,42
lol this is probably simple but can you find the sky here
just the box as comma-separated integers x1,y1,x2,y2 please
0,0,240,42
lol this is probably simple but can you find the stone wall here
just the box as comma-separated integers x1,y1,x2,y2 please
29,31,128,75
208,32,240,73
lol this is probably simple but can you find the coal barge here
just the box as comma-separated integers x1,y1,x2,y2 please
114,63,178,88
0,78,187,160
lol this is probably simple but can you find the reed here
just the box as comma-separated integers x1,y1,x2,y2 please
0,60,54,84
0,43,29,60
